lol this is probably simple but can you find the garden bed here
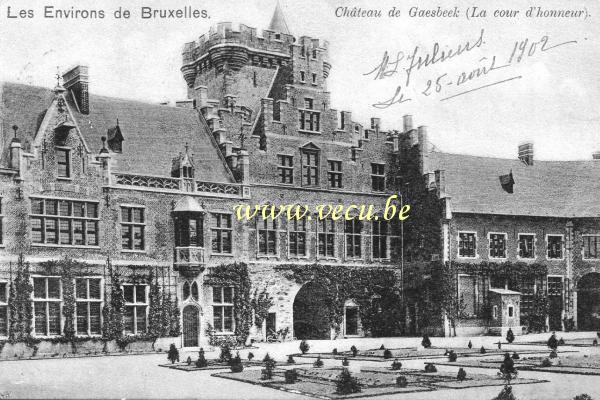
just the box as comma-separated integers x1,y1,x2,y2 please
212,365,546,399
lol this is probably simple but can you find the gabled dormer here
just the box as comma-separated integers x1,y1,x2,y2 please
171,144,195,179
107,120,124,153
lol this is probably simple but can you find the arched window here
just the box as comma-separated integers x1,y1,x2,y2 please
183,281,191,300
191,281,199,301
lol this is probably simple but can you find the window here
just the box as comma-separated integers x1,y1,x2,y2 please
458,232,476,258
328,160,342,188
183,281,199,301
121,206,145,250
301,150,319,186
30,198,99,246
489,233,507,258
211,213,232,254
345,218,362,258
318,218,335,257
518,234,535,259
174,213,203,248
213,287,234,333
288,219,307,257
372,220,389,259
547,235,563,259
371,163,385,191
300,71,305,82
312,49,317,59
492,305,498,319
123,284,147,334
277,155,294,184
312,73,317,84
33,277,62,336
56,148,71,178
508,305,514,318
299,101,320,132
583,235,600,259
258,219,277,255
75,278,102,336
0,282,7,336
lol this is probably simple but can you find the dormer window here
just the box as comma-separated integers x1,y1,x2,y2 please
171,144,195,179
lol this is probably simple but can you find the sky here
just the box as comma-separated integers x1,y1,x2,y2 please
0,0,598,160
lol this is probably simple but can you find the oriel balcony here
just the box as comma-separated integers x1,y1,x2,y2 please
174,246,205,277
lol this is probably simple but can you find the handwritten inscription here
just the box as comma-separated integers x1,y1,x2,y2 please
365,30,578,106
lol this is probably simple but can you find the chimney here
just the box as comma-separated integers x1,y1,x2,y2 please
62,65,89,114
9,125,22,172
403,114,413,132
593,152,600,160
518,142,534,166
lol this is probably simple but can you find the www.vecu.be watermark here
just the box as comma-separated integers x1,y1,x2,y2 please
233,195,410,222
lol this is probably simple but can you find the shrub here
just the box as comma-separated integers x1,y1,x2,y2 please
167,344,179,364
263,353,274,363
186,356,192,366
457,367,467,381
396,375,408,388
480,346,487,354
248,352,254,361
424,363,437,373
574,395,593,400
558,337,565,346
230,352,243,373
512,352,520,360
547,333,558,350
594,339,598,346
468,340,473,349
448,350,458,362
540,358,552,367
421,334,431,349
219,344,232,363
299,340,310,354
498,342,502,349
379,344,385,350
391,359,402,370
350,345,358,357
196,348,208,368
284,369,298,384
383,349,393,359
342,357,349,366
261,354,276,380
332,348,338,355
501,353,517,376
493,385,517,400
287,355,296,364
506,328,515,344
313,356,324,368
335,368,361,395
549,350,558,359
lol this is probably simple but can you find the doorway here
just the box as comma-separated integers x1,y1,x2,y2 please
182,305,200,347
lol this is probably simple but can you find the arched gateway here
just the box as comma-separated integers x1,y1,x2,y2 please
577,273,600,330
293,282,331,339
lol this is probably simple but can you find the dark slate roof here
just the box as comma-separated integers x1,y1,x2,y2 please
0,82,233,182
426,151,600,218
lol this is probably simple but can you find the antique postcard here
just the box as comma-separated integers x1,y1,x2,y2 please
0,0,598,398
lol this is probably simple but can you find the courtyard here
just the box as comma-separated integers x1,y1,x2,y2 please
1,333,600,399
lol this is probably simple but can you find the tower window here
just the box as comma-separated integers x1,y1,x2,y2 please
371,163,385,191
301,149,319,186
277,155,294,184
312,49,317,59
300,71,306,83
312,73,317,85
327,160,342,188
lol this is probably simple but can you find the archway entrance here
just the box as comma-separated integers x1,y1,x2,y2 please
577,273,600,330
182,304,200,347
293,282,330,339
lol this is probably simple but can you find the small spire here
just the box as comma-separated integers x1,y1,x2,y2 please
268,0,291,35
116,118,119,127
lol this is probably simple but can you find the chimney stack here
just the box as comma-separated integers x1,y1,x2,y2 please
62,65,89,114
403,114,413,132
518,142,534,166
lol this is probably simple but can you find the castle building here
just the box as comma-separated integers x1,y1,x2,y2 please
0,5,409,348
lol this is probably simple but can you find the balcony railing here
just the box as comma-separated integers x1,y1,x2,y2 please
111,173,243,197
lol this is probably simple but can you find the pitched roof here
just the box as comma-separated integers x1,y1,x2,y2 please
426,151,600,218
1,82,234,182
268,1,291,35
